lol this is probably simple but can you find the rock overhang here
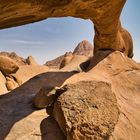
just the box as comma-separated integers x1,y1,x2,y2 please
0,0,133,57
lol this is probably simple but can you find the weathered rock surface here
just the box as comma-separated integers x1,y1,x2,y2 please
0,52,40,66
120,28,133,58
0,52,27,66
0,56,19,75
0,71,7,94
60,55,89,72
26,56,38,65
5,110,47,140
15,65,49,83
0,51,139,139
45,55,64,69
0,1,138,139
0,65,50,93
53,81,119,139
61,51,140,140
33,86,66,109
5,110,65,140
5,76,19,91
60,52,74,69
33,86,56,109
73,40,93,57
0,71,76,140
0,0,132,57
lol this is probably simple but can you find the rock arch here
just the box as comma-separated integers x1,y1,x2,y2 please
0,0,133,57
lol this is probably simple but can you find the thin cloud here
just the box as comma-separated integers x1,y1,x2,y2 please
0,39,45,45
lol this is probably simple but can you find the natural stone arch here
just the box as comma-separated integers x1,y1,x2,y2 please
0,0,133,57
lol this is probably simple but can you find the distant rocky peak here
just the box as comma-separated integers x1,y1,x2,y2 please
73,40,93,57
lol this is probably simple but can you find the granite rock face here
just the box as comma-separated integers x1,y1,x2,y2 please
15,65,49,83
0,1,138,139
0,71,7,94
61,51,140,140
0,52,140,140
60,55,89,72
0,71,73,140
53,81,119,140
0,52,27,66
45,55,64,69
60,52,74,69
5,76,19,91
0,56,20,94
0,0,133,57
0,56,19,76
73,40,93,57
0,52,39,66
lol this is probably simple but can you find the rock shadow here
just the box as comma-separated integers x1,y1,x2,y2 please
0,71,76,140
82,50,113,71
40,115,66,140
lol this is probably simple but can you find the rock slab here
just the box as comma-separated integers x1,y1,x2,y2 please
53,81,119,140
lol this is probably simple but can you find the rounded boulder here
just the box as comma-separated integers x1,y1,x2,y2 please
0,56,19,75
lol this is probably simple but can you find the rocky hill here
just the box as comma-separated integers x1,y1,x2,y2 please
0,52,27,66
0,52,38,66
45,55,64,69
45,40,93,69
0,54,47,94
73,40,93,56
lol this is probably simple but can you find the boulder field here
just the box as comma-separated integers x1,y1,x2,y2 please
0,51,139,140
0,53,49,94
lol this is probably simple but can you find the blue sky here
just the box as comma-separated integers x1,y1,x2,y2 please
121,0,140,62
0,0,139,64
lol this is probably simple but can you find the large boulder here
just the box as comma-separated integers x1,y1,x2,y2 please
120,28,133,58
60,51,140,140
0,52,27,66
53,81,119,139
33,86,56,109
0,56,19,75
6,76,19,91
33,86,66,109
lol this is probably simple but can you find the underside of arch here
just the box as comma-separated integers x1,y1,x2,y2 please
0,0,133,57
